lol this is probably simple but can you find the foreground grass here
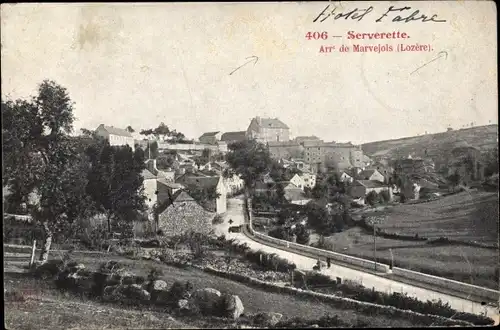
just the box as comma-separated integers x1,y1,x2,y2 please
310,227,498,290
4,272,191,330
4,252,435,328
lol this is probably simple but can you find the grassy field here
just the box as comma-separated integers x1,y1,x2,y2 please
361,190,498,244
310,227,498,290
3,252,429,328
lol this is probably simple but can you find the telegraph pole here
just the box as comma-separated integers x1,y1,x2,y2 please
373,224,377,272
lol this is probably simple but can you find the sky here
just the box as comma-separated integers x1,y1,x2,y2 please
1,2,497,144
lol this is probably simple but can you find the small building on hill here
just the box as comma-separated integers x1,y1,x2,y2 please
199,131,222,145
155,191,214,236
349,180,392,199
220,131,247,145
95,124,135,151
358,169,385,183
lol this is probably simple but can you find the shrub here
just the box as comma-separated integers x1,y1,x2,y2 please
379,190,391,203
295,225,310,245
365,191,378,206
147,267,164,282
167,280,194,304
268,227,292,241
212,215,224,225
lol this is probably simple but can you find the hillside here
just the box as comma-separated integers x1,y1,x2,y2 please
362,124,498,159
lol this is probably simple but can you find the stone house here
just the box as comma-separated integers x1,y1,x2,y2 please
246,117,290,143
267,141,304,160
303,140,364,173
358,169,385,183
155,191,214,236
95,124,135,151
348,180,392,200
199,131,222,145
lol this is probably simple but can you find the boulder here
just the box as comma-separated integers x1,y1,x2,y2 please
177,299,190,310
252,312,283,327
189,288,222,315
222,294,244,320
152,280,168,291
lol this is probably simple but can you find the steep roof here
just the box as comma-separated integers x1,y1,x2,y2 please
221,131,247,142
355,180,387,188
142,169,157,180
253,117,289,129
156,190,197,214
359,169,379,179
199,131,220,138
96,124,133,137
157,179,184,189
177,174,221,190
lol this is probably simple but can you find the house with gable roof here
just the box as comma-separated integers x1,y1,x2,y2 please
95,124,135,151
199,131,222,145
154,190,215,236
246,117,290,143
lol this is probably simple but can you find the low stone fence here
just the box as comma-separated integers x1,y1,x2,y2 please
392,267,500,304
202,266,477,327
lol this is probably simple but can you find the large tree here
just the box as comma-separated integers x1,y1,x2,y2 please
2,80,94,263
225,139,273,192
85,143,147,232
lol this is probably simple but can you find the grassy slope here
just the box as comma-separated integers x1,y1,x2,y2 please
3,254,427,328
365,190,499,244
362,124,498,158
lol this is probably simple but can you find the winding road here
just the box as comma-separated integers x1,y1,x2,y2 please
213,197,499,320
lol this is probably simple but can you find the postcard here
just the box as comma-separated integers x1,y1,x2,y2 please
2,1,498,329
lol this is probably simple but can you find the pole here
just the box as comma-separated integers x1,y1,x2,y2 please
148,139,151,159
373,225,377,272
389,248,394,270
29,239,37,268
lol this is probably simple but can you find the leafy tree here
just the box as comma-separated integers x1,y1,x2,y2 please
268,227,291,241
125,125,135,133
295,224,310,244
157,153,177,169
225,139,273,192
379,190,391,204
483,147,499,177
277,208,292,226
447,170,461,191
86,143,147,232
2,80,96,263
305,201,332,235
365,191,378,206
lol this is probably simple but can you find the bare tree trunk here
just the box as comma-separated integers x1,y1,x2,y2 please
39,222,53,264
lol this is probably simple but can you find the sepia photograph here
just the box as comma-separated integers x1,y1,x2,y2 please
2,1,499,328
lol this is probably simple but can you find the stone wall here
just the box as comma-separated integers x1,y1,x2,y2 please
157,201,215,236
